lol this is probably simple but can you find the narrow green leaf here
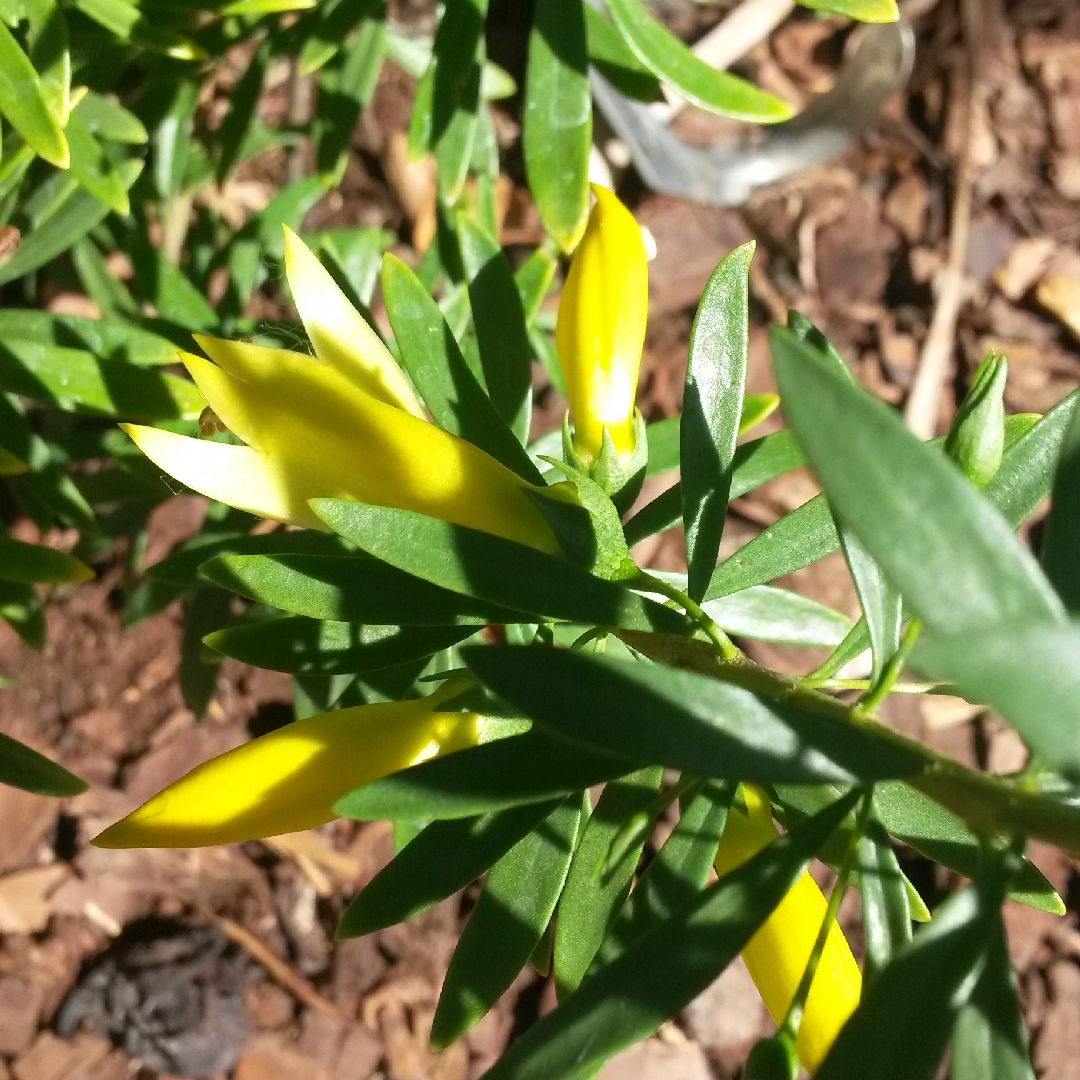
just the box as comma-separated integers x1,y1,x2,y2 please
705,585,852,646
603,0,793,122
0,339,202,420
334,729,639,822
381,254,541,483
952,913,1035,1080
204,618,471,675
0,159,143,284
201,552,521,626
1040,395,1080,612
592,780,733,970
464,644,924,784
298,0,381,75
432,797,583,1047
0,311,173,365
797,0,899,21
72,238,139,320
682,242,754,601
584,3,660,101
459,216,533,442
523,0,591,250
770,327,1065,635
841,528,901,685
625,429,805,547
817,872,1006,1080
0,22,67,166
310,501,695,636
0,536,93,584
215,42,266,182
481,791,859,1080
914,623,1080,783
179,586,230,716
65,111,130,216
338,800,562,938
858,828,911,984
0,580,45,648
74,90,147,144
0,732,86,796
515,247,557,327
553,767,663,997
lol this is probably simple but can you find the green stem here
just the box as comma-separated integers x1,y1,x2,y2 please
856,619,922,715
634,571,740,660
781,788,873,1040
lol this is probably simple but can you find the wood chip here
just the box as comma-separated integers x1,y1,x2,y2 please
0,866,71,934
993,236,1057,300
1037,274,1080,341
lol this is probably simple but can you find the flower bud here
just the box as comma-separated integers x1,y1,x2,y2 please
555,186,648,468
943,353,1007,488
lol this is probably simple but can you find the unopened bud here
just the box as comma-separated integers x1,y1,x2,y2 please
944,353,1007,488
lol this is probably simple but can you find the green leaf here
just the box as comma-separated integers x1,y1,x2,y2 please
0,158,143,284
0,22,67,166
298,0,379,75
310,501,695,636
201,552,522,626
1040,394,1080,613
381,254,541,484
0,536,93,584
74,90,148,144
770,327,1064,635
179,586,229,716
914,623,1080,783
553,767,663,997
73,0,202,59
841,528,901,685
0,339,202,420
682,242,754,601
603,0,793,123
584,3,660,101
952,913,1035,1080
817,871,1006,1080
65,110,130,216
0,579,45,648
337,800,562,938
215,41,266,182
514,247,557,327
625,429,805,547
858,828,911,985
0,731,86,796
204,617,472,675
432,796,584,1048
592,780,733,970
797,0,899,22
705,585,852,646
481,790,859,1080
464,644,924,784
0,311,174,365
523,0,591,250
334,729,639,822
72,238,139,320
459,216,533,442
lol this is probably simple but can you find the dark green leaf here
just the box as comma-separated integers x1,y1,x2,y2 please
770,328,1064,635
201,552,524,626
334,729,639,822
432,796,583,1047
603,0,793,122
523,0,591,249
951,912,1035,1080
65,110,130,215
310,501,695,636
74,90,147,144
0,311,174,366
481,790,859,1080
179,586,230,716
858,828,911,984
841,528,901,685
204,618,471,675
817,871,1006,1080
0,536,92,584
464,644,924,784
553,767,663,997
459,216,533,442
514,247,557,327
0,579,45,648
584,3,660,101
0,731,87,796
0,21,67,166
337,800,562,938
682,242,754,601
72,238,140,320
1040,393,1080,612
215,41,266,182
381,254,541,483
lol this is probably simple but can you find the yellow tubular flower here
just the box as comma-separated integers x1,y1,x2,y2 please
121,233,559,554
555,185,648,465
713,785,861,1075
92,687,482,848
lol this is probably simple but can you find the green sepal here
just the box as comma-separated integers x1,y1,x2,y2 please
944,353,1008,488
562,409,648,515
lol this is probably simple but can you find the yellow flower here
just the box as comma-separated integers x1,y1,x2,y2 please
555,186,648,466
123,229,558,554
713,785,861,1075
92,685,481,848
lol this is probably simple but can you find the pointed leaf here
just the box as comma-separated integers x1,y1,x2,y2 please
1040,395,1080,612
682,242,754,600
0,732,86,796
0,536,93,584
0,22,67,166
65,111,130,216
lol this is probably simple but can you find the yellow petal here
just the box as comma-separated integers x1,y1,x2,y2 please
282,226,426,418
555,185,648,464
713,785,861,1075
121,424,322,528
177,340,558,552
92,689,482,848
